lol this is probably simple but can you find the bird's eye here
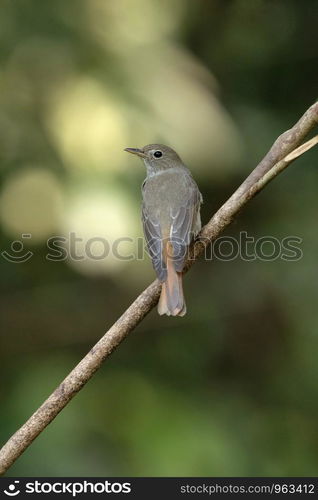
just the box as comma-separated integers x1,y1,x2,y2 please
153,150,163,158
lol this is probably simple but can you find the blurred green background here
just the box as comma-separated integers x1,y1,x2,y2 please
1,0,318,476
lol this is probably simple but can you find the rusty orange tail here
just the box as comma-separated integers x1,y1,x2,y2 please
158,241,186,316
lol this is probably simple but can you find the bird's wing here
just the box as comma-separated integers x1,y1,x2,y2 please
142,202,167,282
169,180,202,272
142,175,202,279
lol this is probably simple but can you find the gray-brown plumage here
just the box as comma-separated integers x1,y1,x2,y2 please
125,144,202,316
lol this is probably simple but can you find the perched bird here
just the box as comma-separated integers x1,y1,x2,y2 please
125,144,202,316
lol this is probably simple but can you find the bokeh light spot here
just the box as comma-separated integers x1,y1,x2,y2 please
0,167,63,243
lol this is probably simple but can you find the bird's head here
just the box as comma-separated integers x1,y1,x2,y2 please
125,144,183,172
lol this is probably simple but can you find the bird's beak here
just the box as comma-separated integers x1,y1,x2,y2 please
124,147,146,158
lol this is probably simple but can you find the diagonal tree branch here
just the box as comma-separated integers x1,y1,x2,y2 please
0,101,317,476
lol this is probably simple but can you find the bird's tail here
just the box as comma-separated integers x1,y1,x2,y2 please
158,241,186,317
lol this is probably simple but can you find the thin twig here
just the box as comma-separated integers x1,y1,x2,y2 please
0,101,317,475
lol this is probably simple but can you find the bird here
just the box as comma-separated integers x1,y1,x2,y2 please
125,144,202,316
